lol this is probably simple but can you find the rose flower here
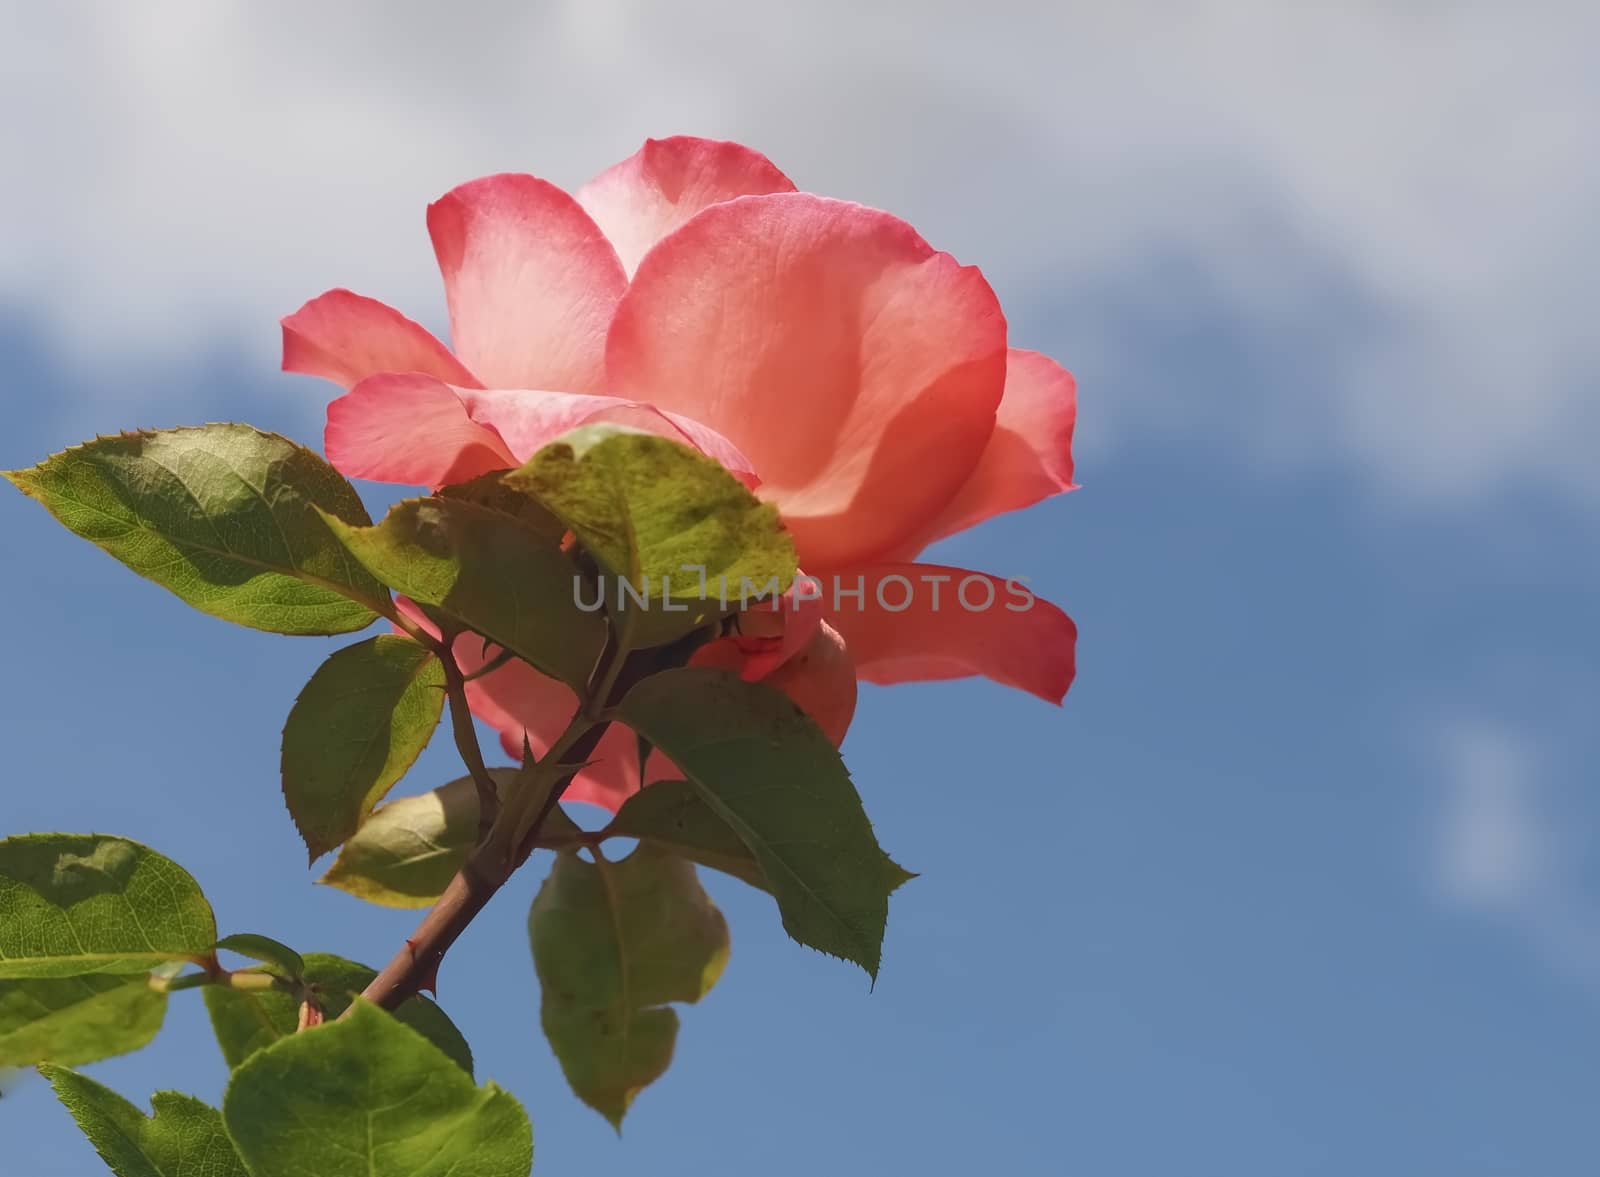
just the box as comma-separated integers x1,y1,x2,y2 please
284,136,1076,811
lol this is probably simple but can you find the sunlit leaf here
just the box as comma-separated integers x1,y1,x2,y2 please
41,1065,245,1177
0,975,165,1067
4,425,387,634
0,835,215,978
509,426,796,646
319,773,492,909
222,1000,528,1177
437,470,564,538
319,771,582,909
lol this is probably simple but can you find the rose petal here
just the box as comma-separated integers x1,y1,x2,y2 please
691,620,857,746
607,192,1008,569
428,174,626,391
456,388,758,483
467,653,647,814
326,373,515,487
726,575,826,681
395,598,646,814
653,411,764,489
894,349,1077,554
282,289,481,391
823,564,1075,704
577,136,796,277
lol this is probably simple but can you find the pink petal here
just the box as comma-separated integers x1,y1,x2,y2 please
396,598,644,814
691,620,857,746
326,373,516,488
607,193,1008,570
895,349,1077,554
456,388,758,483
577,136,796,277
654,411,764,489
428,174,626,392
470,656,645,814
723,576,827,681
823,564,1076,704
402,602,857,817
282,289,481,391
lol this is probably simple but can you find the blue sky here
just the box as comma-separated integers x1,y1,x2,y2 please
4,4,1599,1174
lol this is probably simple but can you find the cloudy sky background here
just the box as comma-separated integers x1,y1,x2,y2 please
3,3,1597,1173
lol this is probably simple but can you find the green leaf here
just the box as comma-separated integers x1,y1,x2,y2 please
530,845,729,1129
0,835,216,978
42,1066,246,1177
223,999,530,1177
437,470,565,538
608,781,918,898
883,857,919,893
509,426,796,645
606,780,769,891
4,425,387,635
325,496,606,688
203,952,472,1075
618,668,895,979
317,774,485,909
281,635,446,860
320,771,583,908
0,975,165,1066
213,934,303,979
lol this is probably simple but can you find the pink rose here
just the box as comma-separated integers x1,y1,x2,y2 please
284,136,1077,812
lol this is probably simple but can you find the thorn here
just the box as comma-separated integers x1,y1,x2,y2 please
405,937,441,997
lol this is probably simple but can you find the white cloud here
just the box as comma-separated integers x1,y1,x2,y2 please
1432,719,1600,987
2,1,1595,500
